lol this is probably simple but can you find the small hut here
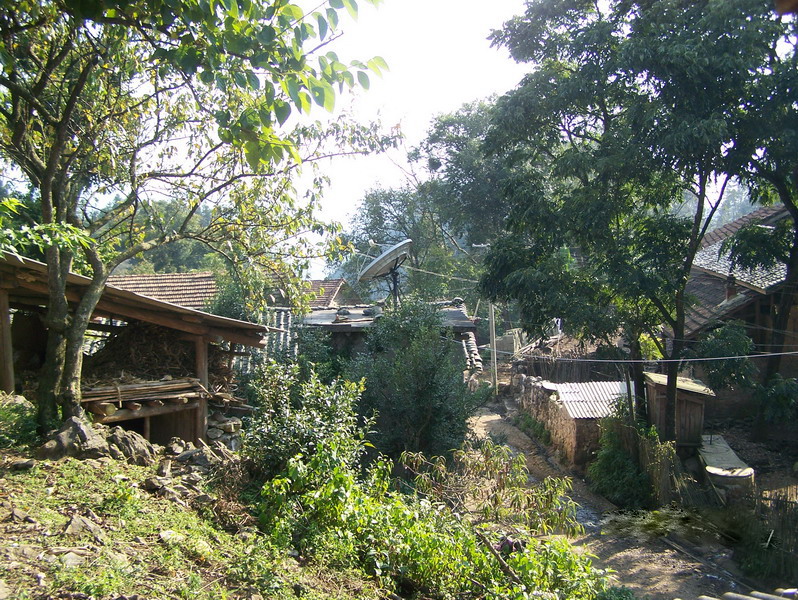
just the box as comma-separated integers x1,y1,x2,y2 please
0,254,275,445
644,372,715,456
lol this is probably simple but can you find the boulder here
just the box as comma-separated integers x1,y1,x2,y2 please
108,427,156,466
35,417,110,461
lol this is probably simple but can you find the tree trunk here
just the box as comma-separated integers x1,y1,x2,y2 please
36,245,109,431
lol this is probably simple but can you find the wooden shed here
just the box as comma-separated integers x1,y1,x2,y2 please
0,253,274,445
644,372,715,456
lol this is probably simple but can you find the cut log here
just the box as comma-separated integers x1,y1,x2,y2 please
144,400,164,407
126,402,143,411
166,396,188,404
87,402,117,417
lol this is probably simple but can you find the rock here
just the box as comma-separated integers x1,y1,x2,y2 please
220,419,241,433
0,579,11,600
108,427,156,466
9,458,35,470
193,493,215,504
60,551,86,568
35,417,110,461
108,444,125,461
182,473,203,486
10,507,36,524
206,427,223,440
171,484,192,497
159,529,185,544
143,476,171,491
157,459,172,477
63,514,105,543
166,438,186,455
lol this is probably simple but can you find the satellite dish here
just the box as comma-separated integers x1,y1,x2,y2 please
357,239,412,306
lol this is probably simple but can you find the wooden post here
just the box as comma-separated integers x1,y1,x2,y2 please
143,416,151,441
489,302,498,397
0,288,14,393
194,337,208,443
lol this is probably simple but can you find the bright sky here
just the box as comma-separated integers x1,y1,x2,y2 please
310,0,530,229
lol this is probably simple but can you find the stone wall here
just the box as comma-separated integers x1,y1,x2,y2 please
511,373,601,469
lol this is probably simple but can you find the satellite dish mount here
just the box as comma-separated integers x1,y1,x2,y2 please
357,239,412,307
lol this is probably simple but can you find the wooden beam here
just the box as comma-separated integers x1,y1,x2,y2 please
0,289,14,393
93,399,200,423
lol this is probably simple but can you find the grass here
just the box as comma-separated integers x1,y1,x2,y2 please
0,452,381,599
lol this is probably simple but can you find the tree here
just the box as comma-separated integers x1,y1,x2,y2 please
0,0,393,431
413,99,514,246
480,0,794,436
337,185,483,305
347,299,483,460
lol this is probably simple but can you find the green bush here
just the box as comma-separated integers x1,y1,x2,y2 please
587,428,650,509
0,394,38,449
347,299,486,460
259,435,613,599
242,361,367,479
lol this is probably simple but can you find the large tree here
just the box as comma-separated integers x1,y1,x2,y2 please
480,0,795,436
0,0,392,430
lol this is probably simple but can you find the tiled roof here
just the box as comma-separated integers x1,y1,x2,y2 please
683,204,790,337
307,279,363,307
543,380,629,420
694,241,786,292
700,204,788,248
107,272,218,312
684,269,758,336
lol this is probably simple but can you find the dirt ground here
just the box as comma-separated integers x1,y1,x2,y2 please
470,398,766,600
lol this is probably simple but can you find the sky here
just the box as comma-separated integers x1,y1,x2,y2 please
307,0,530,230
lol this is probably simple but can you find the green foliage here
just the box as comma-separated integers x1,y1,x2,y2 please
689,321,758,391
243,361,367,479
402,439,583,537
0,394,38,449
597,586,638,600
754,374,798,423
481,0,798,384
587,427,651,509
259,435,611,599
513,413,552,445
347,299,485,460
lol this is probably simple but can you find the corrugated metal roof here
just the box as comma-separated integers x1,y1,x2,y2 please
644,372,715,396
547,381,630,420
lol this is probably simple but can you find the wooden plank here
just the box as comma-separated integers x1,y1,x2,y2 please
196,396,207,444
0,288,14,393
195,337,209,387
93,399,200,424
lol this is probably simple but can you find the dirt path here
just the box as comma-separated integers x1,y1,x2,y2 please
470,399,748,600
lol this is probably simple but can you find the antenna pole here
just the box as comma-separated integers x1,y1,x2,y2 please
391,268,400,306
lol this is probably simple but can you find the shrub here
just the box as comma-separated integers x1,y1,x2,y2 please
259,436,612,599
514,413,551,445
347,299,486,460
0,393,38,449
242,361,367,479
587,427,650,509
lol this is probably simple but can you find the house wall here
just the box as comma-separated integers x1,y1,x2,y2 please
513,374,600,469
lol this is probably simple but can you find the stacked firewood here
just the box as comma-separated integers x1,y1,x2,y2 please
82,321,234,393
81,378,208,418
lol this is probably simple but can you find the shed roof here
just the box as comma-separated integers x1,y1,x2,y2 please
700,204,788,248
643,372,715,396
0,254,273,347
300,301,476,333
540,380,629,420
108,271,217,311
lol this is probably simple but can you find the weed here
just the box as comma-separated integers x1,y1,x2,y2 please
513,412,551,445
0,394,38,449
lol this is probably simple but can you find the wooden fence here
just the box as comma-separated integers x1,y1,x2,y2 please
746,487,798,581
